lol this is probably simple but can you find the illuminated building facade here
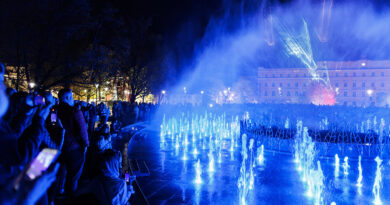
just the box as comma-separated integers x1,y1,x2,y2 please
258,60,390,107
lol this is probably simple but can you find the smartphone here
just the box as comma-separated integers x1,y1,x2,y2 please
34,95,45,106
125,173,130,183
50,112,57,123
25,148,59,180
13,148,60,190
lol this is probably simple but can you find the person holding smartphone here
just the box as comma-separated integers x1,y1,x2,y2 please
0,62,60,205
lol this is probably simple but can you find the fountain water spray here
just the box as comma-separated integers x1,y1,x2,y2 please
193,147,199,156
248,139,255,190
194,159,203,184
343,156,349,176
335,154,340,178
208,152,215,173
257,145,264,165
373,156,383,205
238,134,249,204
313,161,324,205
357,155,363,188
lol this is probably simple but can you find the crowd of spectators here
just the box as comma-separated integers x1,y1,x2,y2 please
0,62,157,205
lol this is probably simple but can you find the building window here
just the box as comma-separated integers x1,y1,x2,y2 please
273,74,276,78
287,91,291,96
344,73,348,77
335,82,339,87
303,92,306,96
344,92,347,97
371,72,375,77
287,74,291,78
353,73,356,77
381,72,384,77
265,74,268,78
353,92,356,97
371,82,375,87
272,83,275,87
381,82,385,87
272,91,275,96
362,82,365,87
280,74,283,77
353,82,356,88
265,83,268,87
336,73,339,77
279,83,283,87
344,82,347,87
287,83,290,87
304,74,307,78
264,91,268,96
295,91,298,96
362,73,366,77
323,73,326,77
295,82,298,87
296,74,299,77
362,92,365,97
353,102,357,106
303,83,306,87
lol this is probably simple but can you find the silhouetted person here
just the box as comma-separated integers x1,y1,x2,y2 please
57,88,89,195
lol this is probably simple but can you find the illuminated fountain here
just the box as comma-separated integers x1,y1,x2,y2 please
257,145,264,166
159,111,390,204
208,152,215,174
373,156,383,205
238,134,249,205
194,159,203,185
343,157,349,176
248,139,255,190
357,156,363,188
334,154,340,178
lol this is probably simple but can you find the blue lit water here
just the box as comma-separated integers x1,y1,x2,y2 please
128,130,390,205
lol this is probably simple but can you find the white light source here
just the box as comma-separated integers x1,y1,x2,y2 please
361,62,366,67
29,82,36,88
104,87,108,91
209,104,213,108
161,90,166,94
367,89,373,96
223,90,228,95
95,84,99,88
200,90,204,94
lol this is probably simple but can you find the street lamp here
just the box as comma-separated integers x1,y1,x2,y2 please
200,90,204,94
223,90,228,95
367,89,373,96
29,82,36,89
161,90,166,94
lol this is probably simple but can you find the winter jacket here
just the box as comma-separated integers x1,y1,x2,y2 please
57,103,89,150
